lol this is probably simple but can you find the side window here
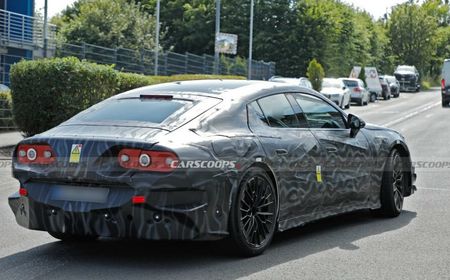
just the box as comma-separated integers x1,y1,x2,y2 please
257,94,299,128
294,94,347,129
248,101,269,126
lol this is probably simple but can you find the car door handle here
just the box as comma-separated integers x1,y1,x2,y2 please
326,146,338,153
276,149,288,156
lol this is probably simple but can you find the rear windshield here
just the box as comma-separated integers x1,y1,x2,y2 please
74,98,193,124
342,80,358,87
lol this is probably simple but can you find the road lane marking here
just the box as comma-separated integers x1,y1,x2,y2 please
382,101,441,127
420,187,450,192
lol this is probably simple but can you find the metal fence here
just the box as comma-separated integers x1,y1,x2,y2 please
0,9,56,49
56,43,275,80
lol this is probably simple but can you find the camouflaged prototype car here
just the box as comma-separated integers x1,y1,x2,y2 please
9,80,416,256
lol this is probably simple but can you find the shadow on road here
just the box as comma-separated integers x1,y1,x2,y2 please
0,210,416,279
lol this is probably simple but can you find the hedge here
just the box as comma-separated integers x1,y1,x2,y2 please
10,57,245,136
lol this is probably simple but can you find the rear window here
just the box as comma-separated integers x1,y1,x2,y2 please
74,98,193,124
342,80,358,87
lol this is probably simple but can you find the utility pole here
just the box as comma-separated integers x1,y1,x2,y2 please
214,0,221,74
248,0,254,80
154,0,160,75
43,0,48,58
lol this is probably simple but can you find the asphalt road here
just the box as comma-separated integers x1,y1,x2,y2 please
0,88,449,280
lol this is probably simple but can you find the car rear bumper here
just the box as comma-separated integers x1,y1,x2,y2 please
8,181,230,240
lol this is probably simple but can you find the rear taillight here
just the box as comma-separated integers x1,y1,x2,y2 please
118,148,179,172
17,144,56,164
353,87,362,93
442,79,446,90
19,188,28,196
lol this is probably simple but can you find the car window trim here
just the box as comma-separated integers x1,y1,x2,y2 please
255,93,302,129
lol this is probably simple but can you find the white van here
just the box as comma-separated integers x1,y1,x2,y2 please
442,59,450,107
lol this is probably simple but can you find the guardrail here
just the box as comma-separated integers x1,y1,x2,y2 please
0,9,56,49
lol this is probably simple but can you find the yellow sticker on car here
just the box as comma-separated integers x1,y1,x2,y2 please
316,165,322,183
69,144,82,163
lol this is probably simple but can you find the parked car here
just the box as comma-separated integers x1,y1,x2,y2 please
381,75,400,98
442,59,450,107
320,78,351,109
394,65,420,92
379,77,392,100
269,76,313,89
8,80,416,256
340,78,370,106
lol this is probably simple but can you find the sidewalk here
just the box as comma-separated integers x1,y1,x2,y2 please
0,131,23,148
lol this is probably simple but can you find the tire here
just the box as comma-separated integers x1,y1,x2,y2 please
370,93,377,103
345,100,351,109
359,98,364,106
229,167,278,257
48,231,98,242
340,97,345,109
383,92,389,100
443,100,449,107
379,150,406,218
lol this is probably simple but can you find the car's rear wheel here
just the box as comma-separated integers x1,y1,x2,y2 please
359,98,364,106
48,231,98,242
229,167,277,257
370,93,377,102
379,150,406,217
442,100,449,107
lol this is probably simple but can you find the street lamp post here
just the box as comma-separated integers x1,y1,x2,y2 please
43,0,48,58
248,0,254,80
214,0,221,74
154,0,160,75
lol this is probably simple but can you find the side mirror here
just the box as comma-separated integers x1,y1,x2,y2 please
348,114,366,138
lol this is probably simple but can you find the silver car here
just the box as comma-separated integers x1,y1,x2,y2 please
340,78,370,106
320,78,351,109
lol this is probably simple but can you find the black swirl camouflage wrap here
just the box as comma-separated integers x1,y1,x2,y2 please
8,80,416,240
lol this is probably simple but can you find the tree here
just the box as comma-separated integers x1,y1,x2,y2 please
307,59,325,91
54,0,158,50
388,2,438,74
358,66,366,86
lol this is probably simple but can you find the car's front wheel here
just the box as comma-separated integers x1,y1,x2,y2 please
379,150,406,217
229,167,278,257
48,231,98,242
370,93,377,102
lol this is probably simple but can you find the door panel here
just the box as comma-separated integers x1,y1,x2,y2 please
247,95,323,222
292,93,372,210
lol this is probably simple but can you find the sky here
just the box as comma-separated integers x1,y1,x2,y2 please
36,0,414,19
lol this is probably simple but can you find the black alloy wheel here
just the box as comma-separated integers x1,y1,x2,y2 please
379,150,406,217
230,167,277,257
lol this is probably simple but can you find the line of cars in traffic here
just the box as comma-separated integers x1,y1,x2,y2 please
269,66,417,110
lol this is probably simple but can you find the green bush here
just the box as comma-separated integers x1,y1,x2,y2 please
306,59,325,91
118,72,154,92
10,57,246,136
421,75,440,90
11,57,118,136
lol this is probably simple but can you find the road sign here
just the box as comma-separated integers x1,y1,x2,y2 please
215,33,238,55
